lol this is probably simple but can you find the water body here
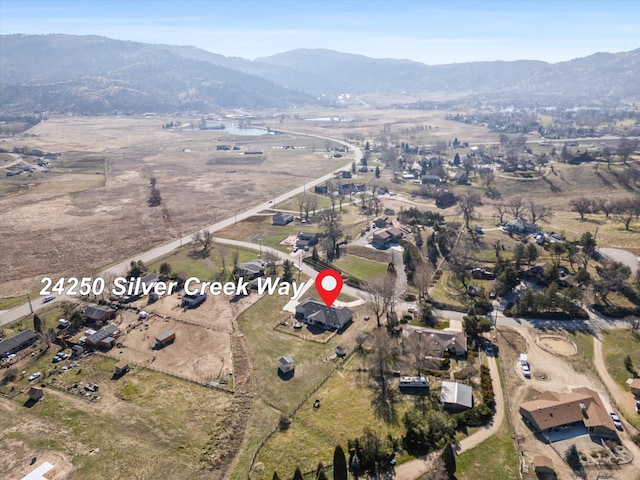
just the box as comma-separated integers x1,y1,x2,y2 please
207,122,274,136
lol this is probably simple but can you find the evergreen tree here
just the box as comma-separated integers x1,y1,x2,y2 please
441,441,457,479
375,166,381,178
33,314,44,334
333,445,348,480
272,472,280,480
316,462,328,480
292,467,304,480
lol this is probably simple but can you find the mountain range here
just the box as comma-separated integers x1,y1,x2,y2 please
1,34,639,115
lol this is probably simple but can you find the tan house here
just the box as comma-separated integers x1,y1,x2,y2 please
519,387,617,437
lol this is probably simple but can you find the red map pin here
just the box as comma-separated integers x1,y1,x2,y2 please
315,269,343,307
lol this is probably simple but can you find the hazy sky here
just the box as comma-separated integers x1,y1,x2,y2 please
2,0,639,65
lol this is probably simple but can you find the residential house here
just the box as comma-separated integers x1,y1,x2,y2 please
421,174,440,185
237,260,266,279
519,387,617,438
373,216,389,228
181,293,207,308
295,299,353,331
505,217,537,234
440,381,473,411
296,232,318,250
0,330,38,358
372,227,403,248
338,183,355,195
402,326,468,358
83,305,116,323
85,324,120,350
524,262,550,283
454,172,469,184
435,190,456,208
272,212,294,226
341,170,352,179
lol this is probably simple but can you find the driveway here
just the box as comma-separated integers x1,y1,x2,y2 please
600,247,639,274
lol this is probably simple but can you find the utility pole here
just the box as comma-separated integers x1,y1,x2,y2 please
26,292,33,314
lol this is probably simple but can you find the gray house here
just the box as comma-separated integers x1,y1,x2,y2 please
295,299,353,330
0,330,38,357
272,212,294,226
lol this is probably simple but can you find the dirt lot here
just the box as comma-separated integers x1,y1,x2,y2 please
105,291,258,384
496,326,637,479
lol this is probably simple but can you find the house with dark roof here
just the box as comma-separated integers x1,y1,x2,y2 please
402,325,467,358
0,330,38,357
295,299,353,331
237,260,266,279
435,190,456,208
85,324,120,350
373,216,389,228
372,227,403,248
440,381,473,411
296,232,318,250
272,212,294,226
519,387,617,438
421,174,440,185
83,305,116,323
181,293,207,308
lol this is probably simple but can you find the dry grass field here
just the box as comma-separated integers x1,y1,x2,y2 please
0,115,351,298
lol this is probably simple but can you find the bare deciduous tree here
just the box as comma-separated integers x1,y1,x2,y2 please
192,230,213,258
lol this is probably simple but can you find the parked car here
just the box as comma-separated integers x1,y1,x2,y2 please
42,295,55,303
28,372,41,381
407,306,418,314
522,363,531,378
610,412,623,430
636,400,640,413
486,344,494,355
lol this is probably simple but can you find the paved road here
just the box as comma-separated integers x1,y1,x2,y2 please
0,132,362,327
593,333,640,471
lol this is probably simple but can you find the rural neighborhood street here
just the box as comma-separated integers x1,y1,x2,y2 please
0,130,361,326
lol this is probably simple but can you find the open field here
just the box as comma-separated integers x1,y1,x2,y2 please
0,115,352,298
0,352,232,480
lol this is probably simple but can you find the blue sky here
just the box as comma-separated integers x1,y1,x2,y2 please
1,0,639,64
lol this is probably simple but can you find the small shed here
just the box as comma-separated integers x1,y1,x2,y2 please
28,386,44,402
155,329,176,348
278,355,295,374
630,378,640,396
71,345,84,358
533,455,554,475
115,360,129,376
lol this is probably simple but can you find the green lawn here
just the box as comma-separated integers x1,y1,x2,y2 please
255,358,412,479
0,294,33,311
601,329,640,388
567,329,595,363
456,411,518,480
333,254,388,280
237,293,337,414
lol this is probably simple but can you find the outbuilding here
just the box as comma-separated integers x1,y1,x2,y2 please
278,355,295,374
155,329,176,348
115,360,130,376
